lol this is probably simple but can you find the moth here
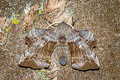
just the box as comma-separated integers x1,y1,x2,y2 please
19,22,100,70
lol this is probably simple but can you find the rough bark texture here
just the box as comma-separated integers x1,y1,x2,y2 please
0,0,120,80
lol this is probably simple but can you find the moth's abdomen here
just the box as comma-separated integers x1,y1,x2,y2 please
59,56,67,66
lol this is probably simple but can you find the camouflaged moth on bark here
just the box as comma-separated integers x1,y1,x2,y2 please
19,22,100,70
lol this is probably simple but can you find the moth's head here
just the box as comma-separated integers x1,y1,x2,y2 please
55,22,72,37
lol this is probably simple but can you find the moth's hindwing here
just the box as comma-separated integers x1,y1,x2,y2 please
19,28,57,69
19,41,57,69
68,29,100,70
19,42,56,69
68,42,100,70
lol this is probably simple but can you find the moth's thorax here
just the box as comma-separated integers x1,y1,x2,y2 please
57,41,67,47
58,36,66,42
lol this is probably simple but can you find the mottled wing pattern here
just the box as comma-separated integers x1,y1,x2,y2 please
19,28,57,69
68,30,100,70
76,30,96,48
25,28,48,47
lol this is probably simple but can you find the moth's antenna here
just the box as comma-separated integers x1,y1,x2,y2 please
65,22,74,29
72,18,79,26
44,17,74,29
46,22,61,28
44,17,52,24
43,17,57,28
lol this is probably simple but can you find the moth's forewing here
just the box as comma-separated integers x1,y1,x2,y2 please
77,30,96,48
24,28,48,47
68,42,99,70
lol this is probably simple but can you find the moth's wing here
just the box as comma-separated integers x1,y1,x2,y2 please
25,28,48,47
76,30,96,48
19,28,57,69
68,30,100,70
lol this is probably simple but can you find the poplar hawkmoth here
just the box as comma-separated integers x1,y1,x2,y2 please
19,22,100,70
